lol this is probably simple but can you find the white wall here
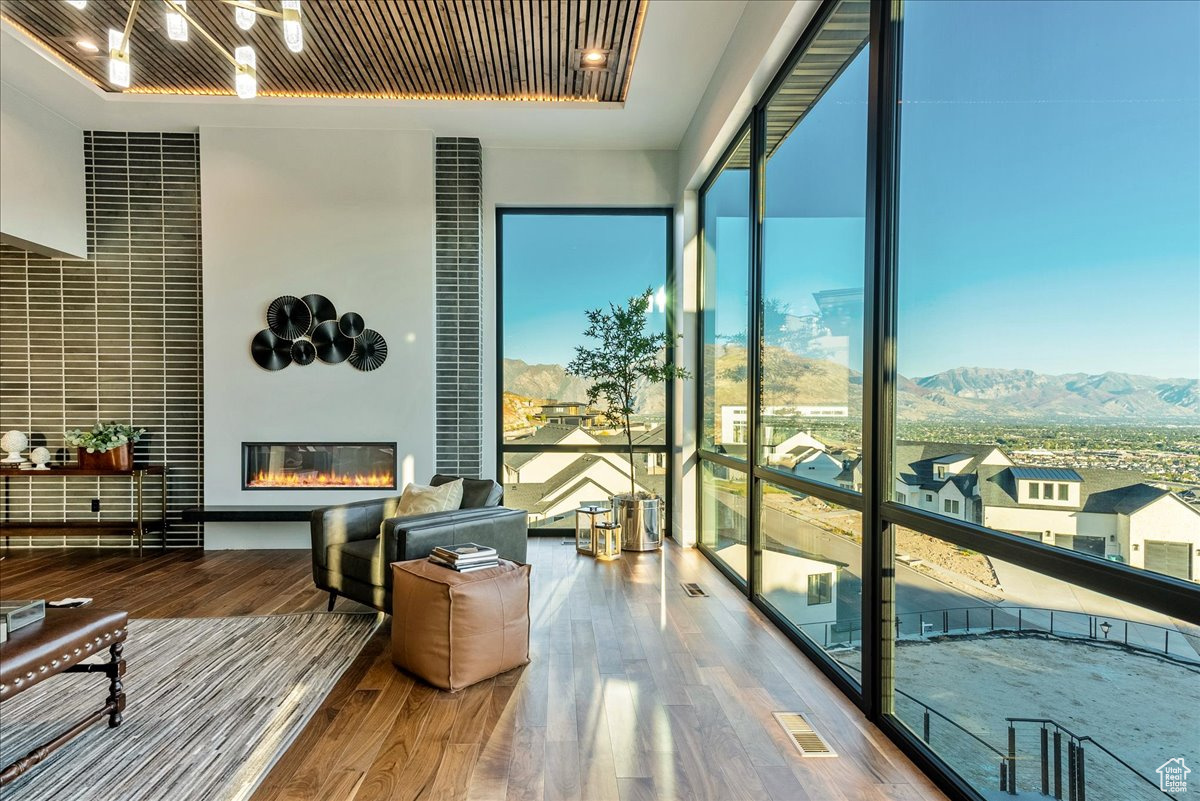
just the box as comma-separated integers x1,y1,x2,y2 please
200,126,435,548
0,81,86,258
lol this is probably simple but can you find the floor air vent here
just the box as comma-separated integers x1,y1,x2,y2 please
681,582,708,597
773,712,837,757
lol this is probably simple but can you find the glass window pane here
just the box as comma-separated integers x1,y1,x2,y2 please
503,450,666,529
700,460,748,580
892,0,1200,582
701,132,751,457
760,0,868,488
886,525,1199,800
501,213,669,445
760,481,862,677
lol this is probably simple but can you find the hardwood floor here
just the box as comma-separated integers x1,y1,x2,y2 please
0,540,946,801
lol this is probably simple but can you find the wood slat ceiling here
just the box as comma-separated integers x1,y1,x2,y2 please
0,0,647,102
724,0,869,169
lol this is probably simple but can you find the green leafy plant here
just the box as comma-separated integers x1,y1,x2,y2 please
65,423,146,454
567,288,690,500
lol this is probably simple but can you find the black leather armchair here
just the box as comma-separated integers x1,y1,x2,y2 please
310,474,528,613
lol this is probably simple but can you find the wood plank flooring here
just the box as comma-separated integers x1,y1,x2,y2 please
0,540,946,801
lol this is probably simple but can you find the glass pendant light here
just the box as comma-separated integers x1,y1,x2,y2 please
235,0,257,31
166,0,188,42
234,45,257,99
107,29,130,88
282,0,303,53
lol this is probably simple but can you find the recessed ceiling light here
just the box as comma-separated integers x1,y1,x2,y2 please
76,39,99,52
580,49,608,69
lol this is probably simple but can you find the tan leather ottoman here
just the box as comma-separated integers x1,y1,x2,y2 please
390,558,531,692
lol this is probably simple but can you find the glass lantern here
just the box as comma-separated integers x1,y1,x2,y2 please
593,521,622,561
575,505,609,556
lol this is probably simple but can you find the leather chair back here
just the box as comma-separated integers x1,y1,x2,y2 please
430,474,503,508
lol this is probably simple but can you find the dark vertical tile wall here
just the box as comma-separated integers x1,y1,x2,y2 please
434,137,484,478
0,131,203,547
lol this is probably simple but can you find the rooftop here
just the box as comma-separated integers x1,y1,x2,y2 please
1008,467,1084,482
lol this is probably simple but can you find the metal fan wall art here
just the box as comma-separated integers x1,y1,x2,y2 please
250,294,387,372
348,329,388,371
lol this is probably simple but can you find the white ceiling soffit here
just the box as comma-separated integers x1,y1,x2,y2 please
0,1,747,150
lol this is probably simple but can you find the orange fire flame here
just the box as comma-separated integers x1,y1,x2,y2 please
248,470,394,488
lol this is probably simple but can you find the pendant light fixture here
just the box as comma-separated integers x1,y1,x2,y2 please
107,28,130,88
234,0,257,31
234,45,257,100
165,0,188,42
87,0,303,98
281,0,303,53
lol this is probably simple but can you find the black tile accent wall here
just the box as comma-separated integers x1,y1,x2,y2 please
0,131,203,547
434,137,484,478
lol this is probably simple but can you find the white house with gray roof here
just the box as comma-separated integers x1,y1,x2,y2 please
503,424,658,527
879,443,1200,581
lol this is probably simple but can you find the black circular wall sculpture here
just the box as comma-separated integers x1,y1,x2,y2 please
301,294,337,333
291,339,316,366
252,295,385,372
339,311,365,338
267,295,312,339
311,319,355,364
349,329,388,371
251,329,293,371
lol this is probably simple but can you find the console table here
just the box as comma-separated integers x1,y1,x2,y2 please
0,466,168,556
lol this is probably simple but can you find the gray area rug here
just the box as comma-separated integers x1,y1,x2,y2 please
0,612,379,801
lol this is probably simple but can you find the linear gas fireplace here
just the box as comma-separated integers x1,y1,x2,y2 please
242,442,396,490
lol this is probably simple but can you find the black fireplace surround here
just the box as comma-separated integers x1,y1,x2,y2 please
241,442,396,490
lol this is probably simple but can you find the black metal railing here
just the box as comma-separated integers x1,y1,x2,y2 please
1005,718,1177,801
839,663,1012,792
796,604,1199,664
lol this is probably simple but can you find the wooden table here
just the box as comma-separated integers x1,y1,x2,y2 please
0,466,168,556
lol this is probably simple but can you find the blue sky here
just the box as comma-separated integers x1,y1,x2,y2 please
505,2,1198,381
501,214,667,366
704,0,1199,380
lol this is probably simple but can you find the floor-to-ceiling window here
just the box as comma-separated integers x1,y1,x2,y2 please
696,1,1199,799
498,210,672,531
756,4,870,676
699,132,751,579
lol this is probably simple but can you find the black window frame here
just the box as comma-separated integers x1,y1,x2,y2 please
806,571,833,606
496,207,675,535
694,2,1200,800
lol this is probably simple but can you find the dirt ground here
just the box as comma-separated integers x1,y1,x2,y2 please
762,491,1000,588
839,633,1200,799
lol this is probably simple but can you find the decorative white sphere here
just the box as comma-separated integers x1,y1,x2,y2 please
1,429,28,456
30,446,52,467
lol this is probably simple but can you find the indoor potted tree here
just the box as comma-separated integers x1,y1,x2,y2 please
66,423,145,471
567,289,689,551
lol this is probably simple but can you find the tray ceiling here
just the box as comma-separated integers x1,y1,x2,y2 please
0,0,647,102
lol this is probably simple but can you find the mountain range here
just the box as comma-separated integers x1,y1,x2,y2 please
507,353,1198,422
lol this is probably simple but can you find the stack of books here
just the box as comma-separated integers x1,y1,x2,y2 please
429,543,500,573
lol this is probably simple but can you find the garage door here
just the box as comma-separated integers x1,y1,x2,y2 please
1145,541,1192,580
